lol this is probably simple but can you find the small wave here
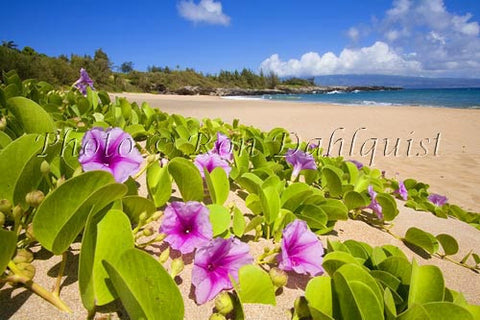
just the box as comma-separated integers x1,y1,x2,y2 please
361,100,394,106
326,90,344,95
221,96,264,101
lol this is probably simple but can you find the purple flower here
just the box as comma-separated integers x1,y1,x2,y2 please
192,237,253,304
395,180,408,200
428,193,448,206
78,127,143,183
278,220,324,276
211,132,233,161
348,159,364,170
194,153,231,178
160,201,213,254
366,186,383,219
73,68,95,95
285,149,317,180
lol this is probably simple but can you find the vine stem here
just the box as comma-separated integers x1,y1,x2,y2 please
53,252,68,297
7,261,72,313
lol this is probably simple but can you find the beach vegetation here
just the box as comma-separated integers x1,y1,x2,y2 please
0,70,479,319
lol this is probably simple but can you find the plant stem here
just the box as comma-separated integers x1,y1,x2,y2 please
7,261,71,313
54,252,68,297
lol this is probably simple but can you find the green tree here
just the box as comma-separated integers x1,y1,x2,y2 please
120,61,134,73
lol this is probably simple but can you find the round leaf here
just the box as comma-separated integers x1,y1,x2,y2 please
436,234,459,256
404,227,439,255
168,157,203,201
7,97,55,134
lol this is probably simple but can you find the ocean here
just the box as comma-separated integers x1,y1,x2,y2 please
235,88,480,109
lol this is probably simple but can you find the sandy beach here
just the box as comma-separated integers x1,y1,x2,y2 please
2,93,479,319
117,93,480,212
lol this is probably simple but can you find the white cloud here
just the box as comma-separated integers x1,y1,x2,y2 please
260,0,480,77
177,0,230,26
260,42,422,77
347,27,360,42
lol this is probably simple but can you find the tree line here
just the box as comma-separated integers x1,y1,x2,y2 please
0,41,315,92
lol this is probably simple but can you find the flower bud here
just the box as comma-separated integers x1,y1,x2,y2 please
25,190,45,208
12,205,23,220
269,267,288,288
0,212,5,226
169,258,184,278
158,247,170,264
293,296,310,319
142,227,153,237
0,117,6,131
13,249,34,264
0,199,12,214
26,224,36,241
209,313,226,320
138,211,148,223
214,292,234,315
40,160,50,175
149,211,163,221
146,154,157,164
154,233,167,242
77,121,86,128
16,262,36,281
56,176,66,188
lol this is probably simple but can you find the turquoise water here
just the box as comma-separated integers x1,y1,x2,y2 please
258,88,480,109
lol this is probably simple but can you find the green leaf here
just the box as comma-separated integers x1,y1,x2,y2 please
384,289,397,320
348,281,384,320
322,166,343,197
305,276,333,317
318,199,348,221
375,193,398,221
0,229,17,274
104,248,184,320
236,172,263,194
322,251,361,276
244,216,263,233
344,190,368,210
7,97,55,134
408,260,444,307
122,196,156,224
232,207,246,237
298,204,328,230
259,186,280,224
33,171,127,254
397,304,429,320
0,131,12,149
168,157,203,201
205,167,230,205
435,234,459,256
0,134,57,208
404,227,439,255
377,256,412,285
281,182,313,212
79,209,135,310
207,204,231,237
423,302,474,320
146,163,172,208
335,263,384,307
236,265,276,305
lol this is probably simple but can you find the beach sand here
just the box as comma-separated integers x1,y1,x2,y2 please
1,93,479,319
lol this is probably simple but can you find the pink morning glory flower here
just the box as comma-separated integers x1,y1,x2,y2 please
366,185,383,219
160,201,213,254
395,180,408,200
278,219,324,276
73,68,95,95
211,132,233,161
194,153,231,178
285,149,317,180
192,237,253,304
78,127,143,183
428,193,448,206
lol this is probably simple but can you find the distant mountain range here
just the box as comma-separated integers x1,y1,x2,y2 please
313,74,480,89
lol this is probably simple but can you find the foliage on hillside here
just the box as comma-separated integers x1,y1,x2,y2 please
0,42,282,93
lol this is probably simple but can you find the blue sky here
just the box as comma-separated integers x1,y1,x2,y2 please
3,0,480,77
